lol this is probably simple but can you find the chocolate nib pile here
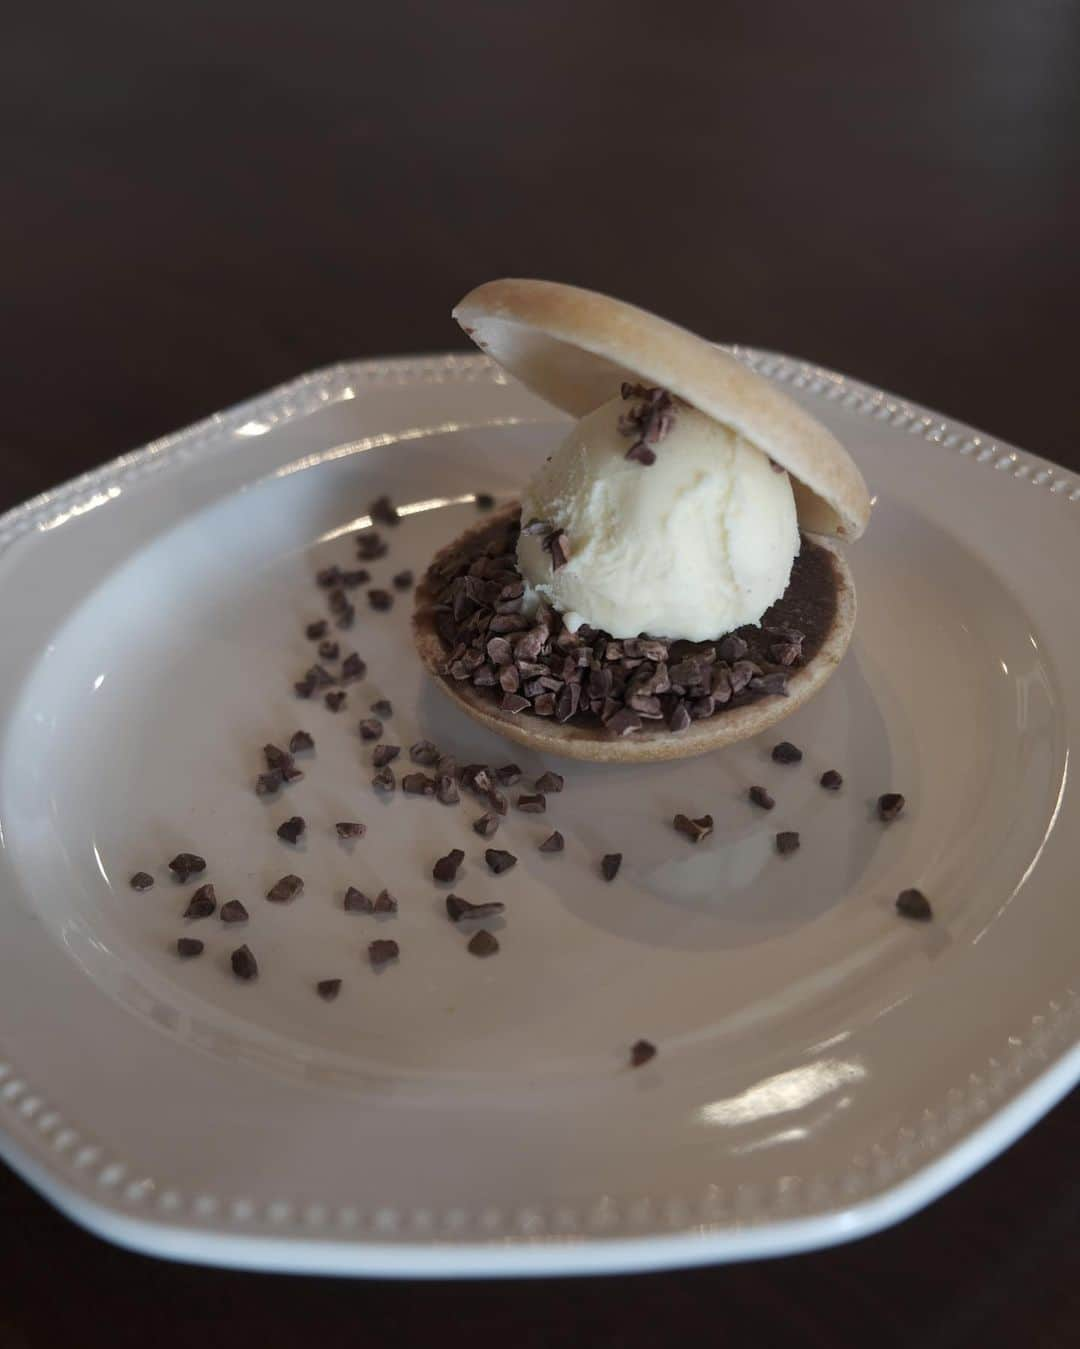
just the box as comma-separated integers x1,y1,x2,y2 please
422,509,837,738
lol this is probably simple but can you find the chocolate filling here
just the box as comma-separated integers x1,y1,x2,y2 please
419,508,839,737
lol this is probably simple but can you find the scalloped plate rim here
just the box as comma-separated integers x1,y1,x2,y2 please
0,348,1077,1277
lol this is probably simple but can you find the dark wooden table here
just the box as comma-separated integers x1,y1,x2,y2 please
3,3,1078,1344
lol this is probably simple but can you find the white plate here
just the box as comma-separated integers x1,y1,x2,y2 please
0,352,1077,1277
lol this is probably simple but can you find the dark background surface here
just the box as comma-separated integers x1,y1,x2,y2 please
2,2,1078,1345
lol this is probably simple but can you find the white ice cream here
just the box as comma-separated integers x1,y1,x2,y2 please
517,394,800,642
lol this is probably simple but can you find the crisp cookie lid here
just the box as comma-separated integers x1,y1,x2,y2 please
454,278,872,541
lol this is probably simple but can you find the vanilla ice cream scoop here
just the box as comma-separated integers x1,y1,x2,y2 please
517,393,800,642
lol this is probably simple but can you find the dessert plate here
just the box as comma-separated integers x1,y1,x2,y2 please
0,351,1077,1277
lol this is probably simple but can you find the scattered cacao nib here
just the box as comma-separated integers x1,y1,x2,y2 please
433,848,465,883
281,763,305,784
475,492,495,510
231,944,258,980
266,743,293,769
468,929,500,957
344,887,374,913
618,384,676,464
446,895,505,922
487,787,509,816
460,764,491,794
473,812,499,837
728,662,755,695
130,871,154,892
286,732,312,757
317,639,340,661
372,743,400,767
540,529,570,571
402,772,436,796
484,848,517,875
878,793,906,822
535,771,564,793
266,874,304,903
307,663,335,687
625,441,656,466
436,774,460,806
305,620,328,640
601,853,622,882
770,640,802,667
176,937,204,958
374,888,397,913
488,636,513,666
372,767,396,792
820,769,843,790
669,703,692,733
370,494,399,527
220,900,248,924
410,740,440,765
556,682,581,722
673,813,713,843
184,884,217,919
371,699,393,718
896,888,933,921
538,830,564,853
334,601,356,630
316,565,343,589
324,690,347,712
775,831,801,856
358,718,383,741
749,672,790,697
168,853,206,883
772,741,803,765
494,763,522,786
368,589,393,612
356,532,387,560
342,569,370,588
294,676,316,699
748,785,775,811
368,939,399,968
317,979,342,1001
341,653,367,681
630,1039,657,1068
276,816,306,844
392,570,414,590
605,707,642,737
765,622,805,643
517,793,546,813
256,769,284,797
